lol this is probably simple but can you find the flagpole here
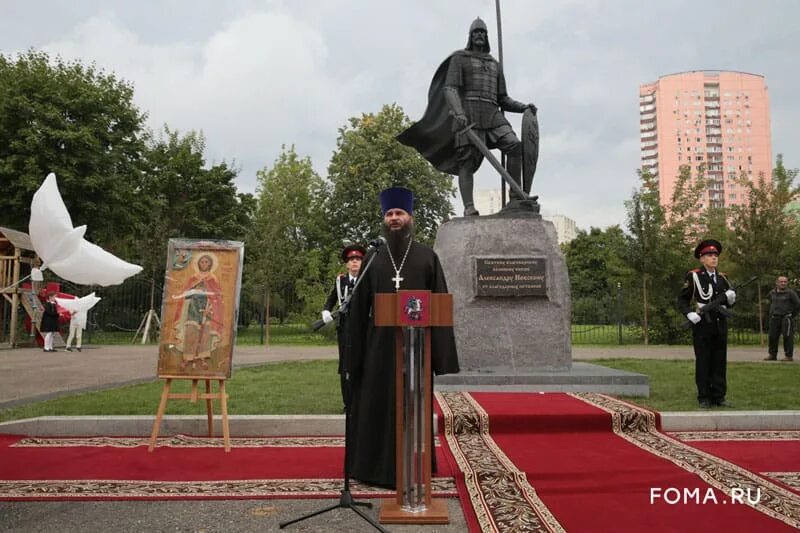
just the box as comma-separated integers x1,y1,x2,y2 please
495,0,507,207
495,0,504,67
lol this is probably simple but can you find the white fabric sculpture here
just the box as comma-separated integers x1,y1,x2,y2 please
28,173,142,286
55,292,102,329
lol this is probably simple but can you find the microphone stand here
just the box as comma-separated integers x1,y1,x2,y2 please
280,247,388,532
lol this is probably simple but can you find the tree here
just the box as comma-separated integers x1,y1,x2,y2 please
247,146,330,322
729,155,799,278
0,50,148,249
135,127,255,281
727,155,800,333
562,226,633,323
326,104,455,245
625,169,690,343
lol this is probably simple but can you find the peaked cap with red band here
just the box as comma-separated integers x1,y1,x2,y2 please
341,244,366,263
694,239,723,259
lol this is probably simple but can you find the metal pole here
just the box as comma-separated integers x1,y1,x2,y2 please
265,290,270,346
616,282,623,345
757,283,764,346
495,0,507,207
401,326,427,512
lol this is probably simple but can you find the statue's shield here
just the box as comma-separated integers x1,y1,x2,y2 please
521,109,539,194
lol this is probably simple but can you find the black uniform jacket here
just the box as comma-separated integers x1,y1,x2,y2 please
677,267,733,321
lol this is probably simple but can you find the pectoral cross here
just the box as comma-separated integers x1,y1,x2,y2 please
392,274,404,290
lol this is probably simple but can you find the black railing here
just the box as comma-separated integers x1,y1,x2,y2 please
1,275,795,347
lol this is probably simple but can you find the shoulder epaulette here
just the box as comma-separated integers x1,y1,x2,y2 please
690,268,701,273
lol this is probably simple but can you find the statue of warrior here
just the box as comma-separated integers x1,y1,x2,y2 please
398,16,539,216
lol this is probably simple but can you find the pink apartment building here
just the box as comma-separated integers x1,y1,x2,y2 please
640,71,772,210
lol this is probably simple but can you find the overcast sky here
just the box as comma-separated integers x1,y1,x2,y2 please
1,0,797,230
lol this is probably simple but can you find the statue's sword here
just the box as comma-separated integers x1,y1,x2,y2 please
457,123,536,202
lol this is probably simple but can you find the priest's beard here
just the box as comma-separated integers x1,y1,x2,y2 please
382,220,415,260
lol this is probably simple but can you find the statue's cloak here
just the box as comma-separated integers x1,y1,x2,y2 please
396,56,460,175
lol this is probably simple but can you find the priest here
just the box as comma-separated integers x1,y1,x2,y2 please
346,186,460,488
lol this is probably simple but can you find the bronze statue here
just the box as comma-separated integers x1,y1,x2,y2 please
398,16,539,216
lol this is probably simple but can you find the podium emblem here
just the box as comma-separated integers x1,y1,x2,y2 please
397,291,431,326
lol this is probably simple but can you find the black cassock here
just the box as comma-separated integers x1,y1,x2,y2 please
346,241,460,488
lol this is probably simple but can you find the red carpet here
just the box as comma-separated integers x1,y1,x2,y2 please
2,395,799,532
0,434,457,500
435,392,800,532
669,430,800,497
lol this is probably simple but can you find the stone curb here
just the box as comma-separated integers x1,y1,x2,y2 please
2,411,799,437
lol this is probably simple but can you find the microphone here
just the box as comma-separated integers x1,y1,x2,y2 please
368,236,386,249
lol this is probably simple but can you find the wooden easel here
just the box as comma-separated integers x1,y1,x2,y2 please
148,375,231,452
374,291,451,525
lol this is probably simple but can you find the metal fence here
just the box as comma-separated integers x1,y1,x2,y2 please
0,276,791,347
570,281,786,346
0,275,270,347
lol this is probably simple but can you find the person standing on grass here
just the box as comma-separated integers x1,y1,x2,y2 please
677,239,736,408
321,243,366,407
765,275,800,362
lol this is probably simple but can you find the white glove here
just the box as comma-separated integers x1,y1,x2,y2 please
686,312,701,324
322,310,333,324
725,289,736,305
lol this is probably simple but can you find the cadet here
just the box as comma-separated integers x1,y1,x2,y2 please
677,239,736,408
321,244,366,406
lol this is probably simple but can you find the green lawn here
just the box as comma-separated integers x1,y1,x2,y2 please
2,358,798,423
0,360,342,423
597,358,800,412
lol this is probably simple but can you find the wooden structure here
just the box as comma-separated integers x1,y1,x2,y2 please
374,290,452,525
148,376,231,452
0,226,40,347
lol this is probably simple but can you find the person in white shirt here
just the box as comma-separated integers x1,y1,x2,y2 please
65,307,89,352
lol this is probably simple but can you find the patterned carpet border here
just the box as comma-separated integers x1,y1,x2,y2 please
436,391,565,533
766,473,800,491
12,434,443,449
571,393,800,528
11,435,346,448
669,430,800,442
0,477,458,500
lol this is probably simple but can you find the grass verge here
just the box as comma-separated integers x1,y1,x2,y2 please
1,359,798,423
597,358,800,412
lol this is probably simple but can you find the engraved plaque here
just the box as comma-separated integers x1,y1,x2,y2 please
475,257,546,297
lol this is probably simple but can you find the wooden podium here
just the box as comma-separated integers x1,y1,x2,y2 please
374,290,451,525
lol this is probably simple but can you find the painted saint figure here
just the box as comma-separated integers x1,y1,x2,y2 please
173,253,224,370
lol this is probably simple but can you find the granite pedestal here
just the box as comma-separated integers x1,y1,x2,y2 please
434,214,571,372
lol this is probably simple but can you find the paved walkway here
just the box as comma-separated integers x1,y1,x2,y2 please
0,343,776,407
